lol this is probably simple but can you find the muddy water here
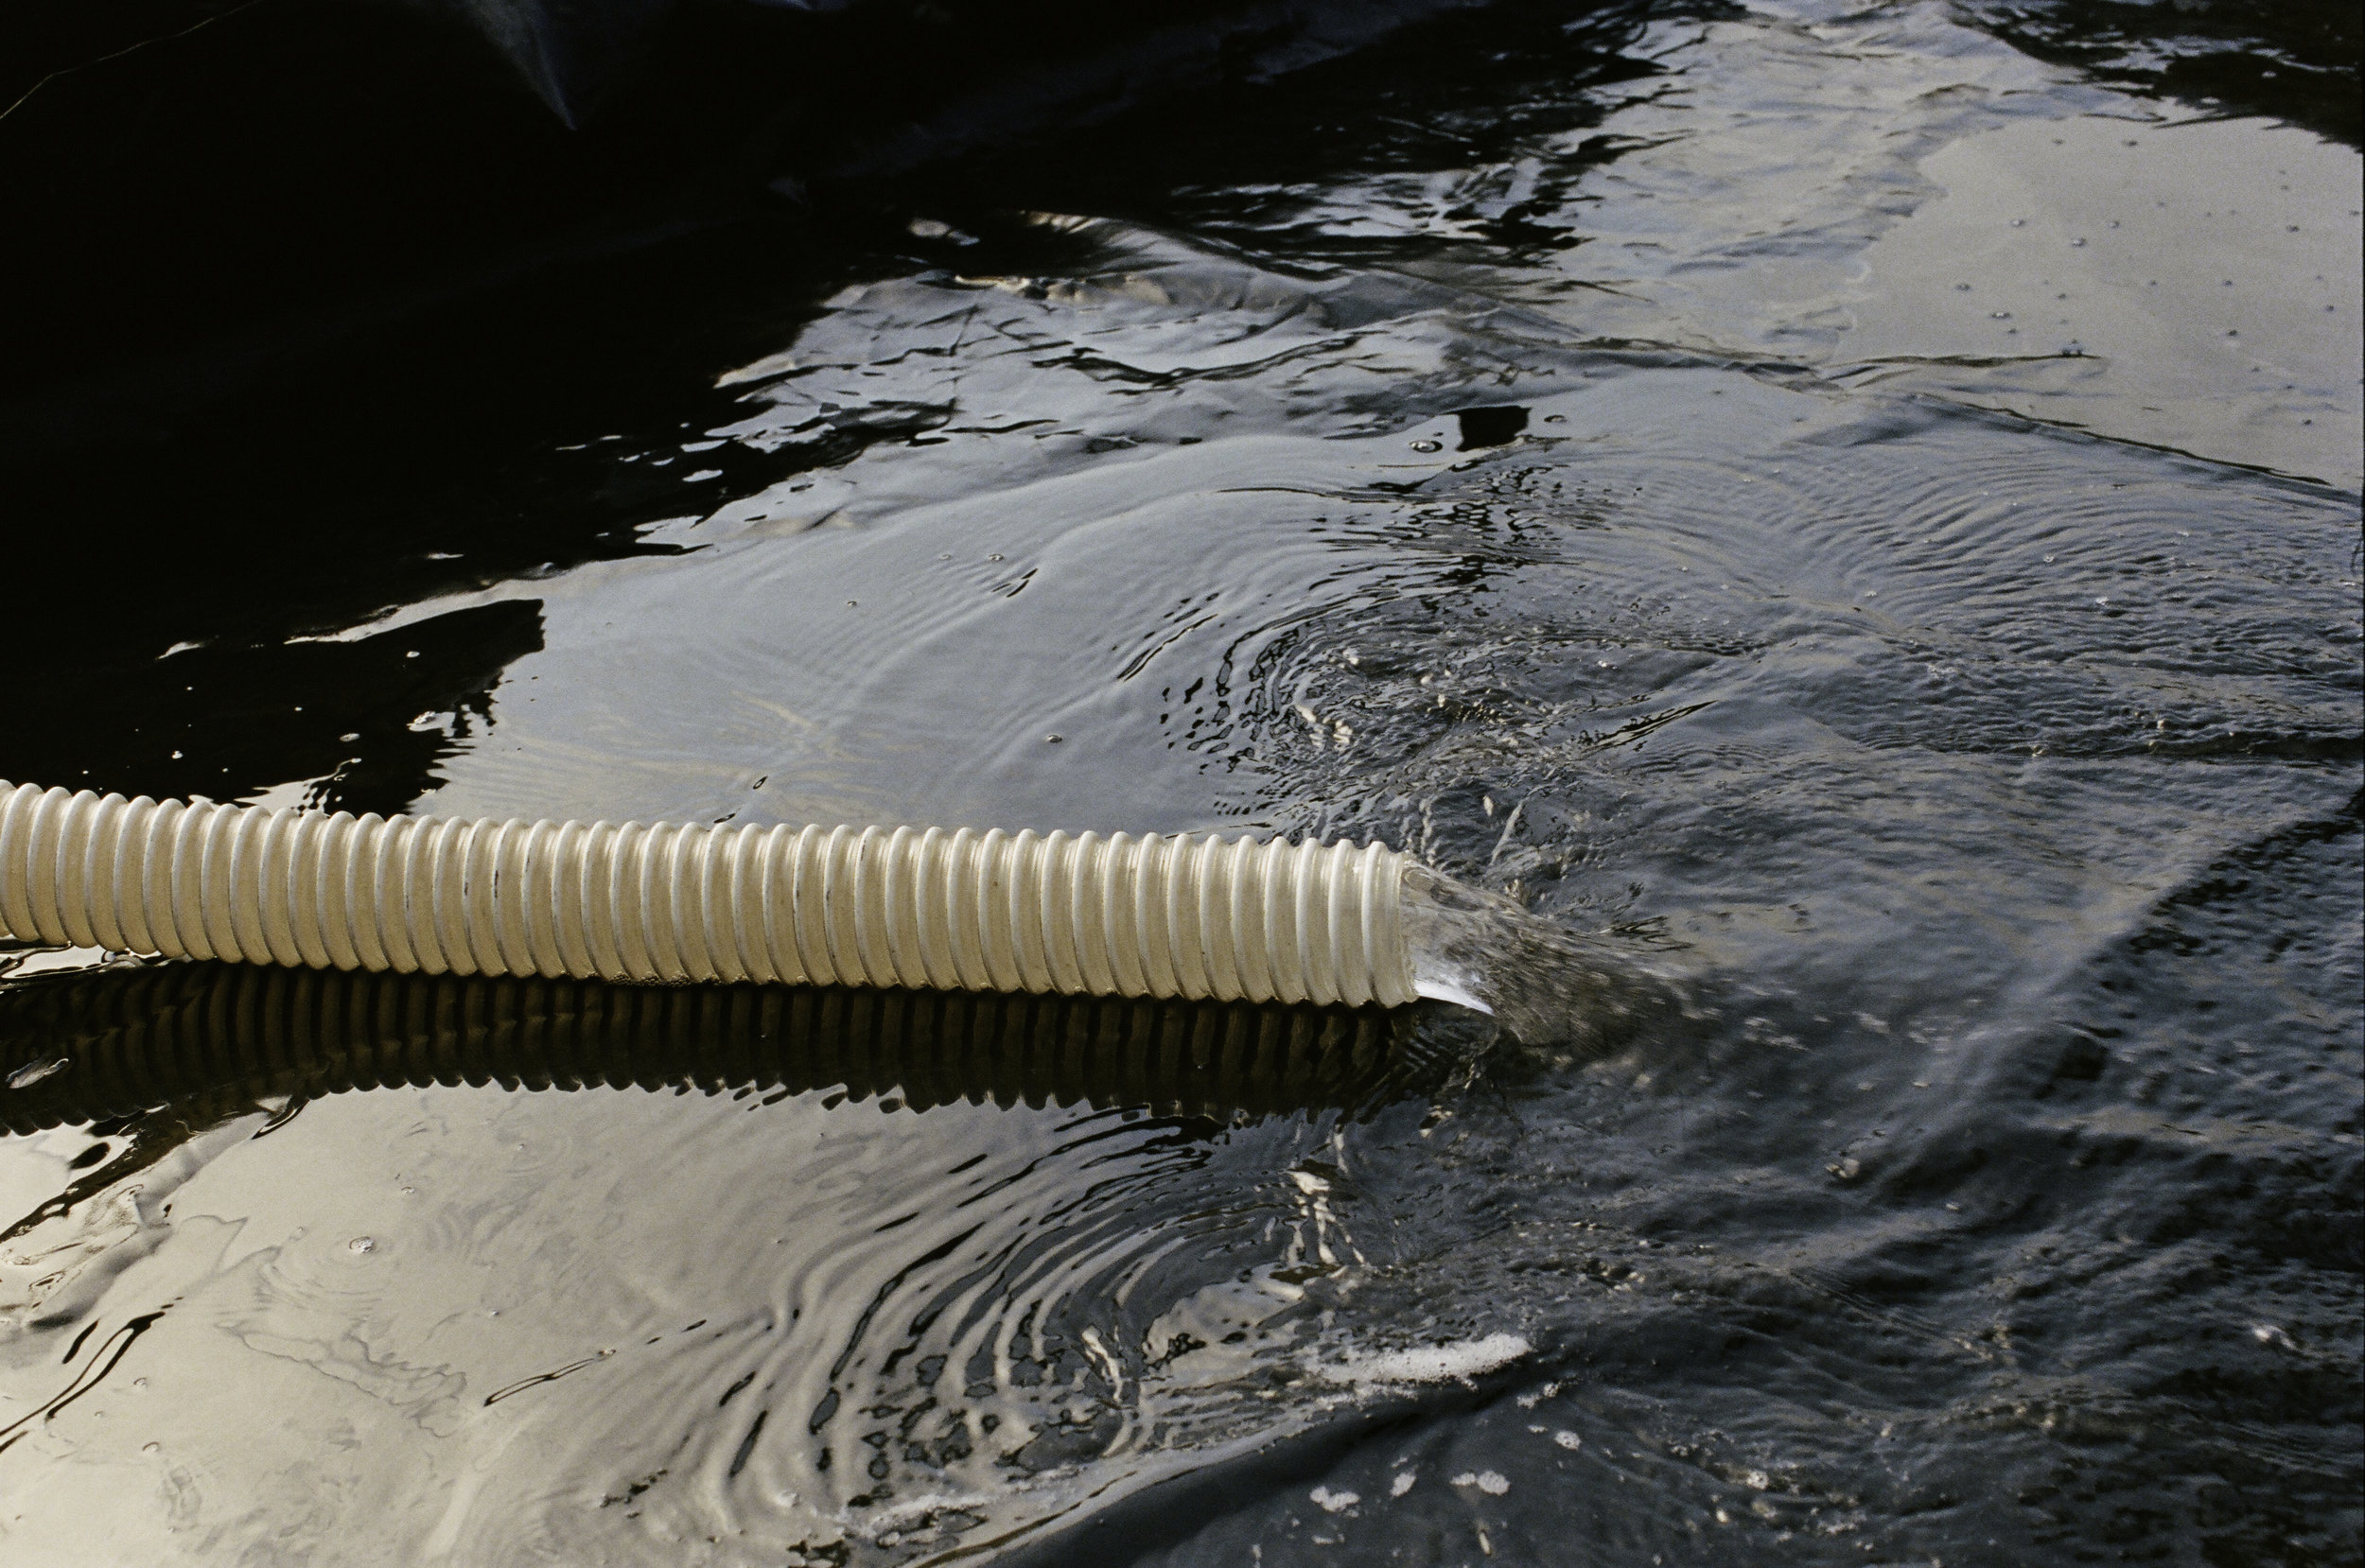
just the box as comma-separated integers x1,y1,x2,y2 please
2,2,2358,1564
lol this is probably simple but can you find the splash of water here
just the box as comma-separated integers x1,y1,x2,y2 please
1401,864,1687,1050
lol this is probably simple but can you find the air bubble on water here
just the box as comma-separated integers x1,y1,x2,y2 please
1410,440,1442,453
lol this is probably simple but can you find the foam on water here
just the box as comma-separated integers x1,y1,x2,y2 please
1323,1332,1534,1389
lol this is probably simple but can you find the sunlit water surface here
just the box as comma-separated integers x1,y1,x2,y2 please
3,1,2357,1563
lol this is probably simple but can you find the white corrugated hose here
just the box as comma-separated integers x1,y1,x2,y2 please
0,781,1418,1007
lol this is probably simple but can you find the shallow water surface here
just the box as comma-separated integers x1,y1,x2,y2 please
2,2,2358,1563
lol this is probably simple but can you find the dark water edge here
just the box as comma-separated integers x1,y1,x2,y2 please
1953,0,2361,147
3,2,2359,1564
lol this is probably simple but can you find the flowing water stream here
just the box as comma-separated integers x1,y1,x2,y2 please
2,2,2357,1562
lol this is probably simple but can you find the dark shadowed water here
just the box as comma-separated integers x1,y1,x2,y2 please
2,2,2358,1563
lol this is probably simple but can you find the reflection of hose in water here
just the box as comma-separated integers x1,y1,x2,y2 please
0,963,1469,1137
0,781,1416,1006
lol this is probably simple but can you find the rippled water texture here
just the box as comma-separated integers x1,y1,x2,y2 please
3,1,2358,1563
